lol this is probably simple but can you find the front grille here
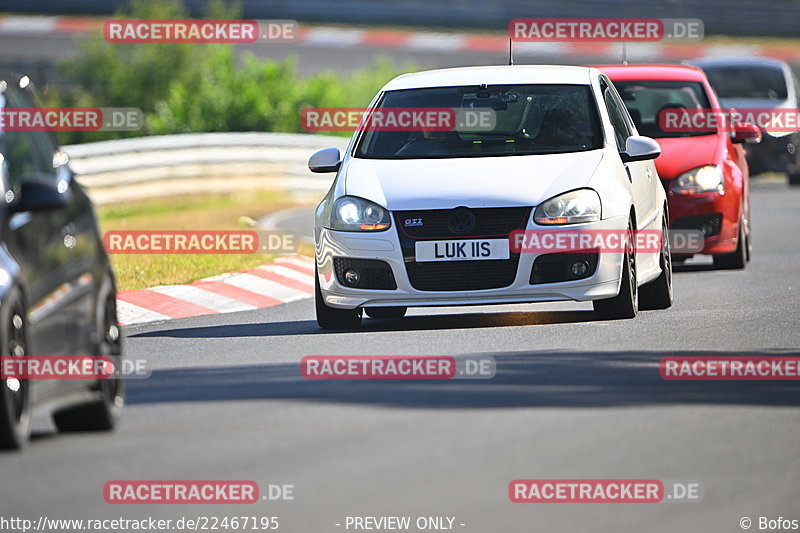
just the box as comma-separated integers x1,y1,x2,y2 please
530,252,599,284
406,259,519,291
333,258,397,290
396,207,531,292
395,207,529,239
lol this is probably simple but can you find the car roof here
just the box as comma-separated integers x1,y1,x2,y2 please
687,56,789,69
381,65,597,91
596,63,708,82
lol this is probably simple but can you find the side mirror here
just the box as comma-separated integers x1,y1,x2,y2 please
10,177,70,213
308,148,341,173
732,123,762,144
620,135,661,163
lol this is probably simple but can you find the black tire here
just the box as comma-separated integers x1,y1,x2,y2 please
593,221,638,320
745,228,752,263
640,212,674,310
53,272,124,432
713,217,747,270
744,213,752,263
788,173,800,186
365,307,407,319
315,272,362,329
0,288,32,450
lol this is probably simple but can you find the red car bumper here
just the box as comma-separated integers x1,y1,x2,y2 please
666,184,741,256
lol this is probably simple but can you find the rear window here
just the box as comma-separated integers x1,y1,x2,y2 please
613,80,713,138
701,65,788,100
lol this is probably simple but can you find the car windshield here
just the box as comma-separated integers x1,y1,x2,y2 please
701,65,788,100
354,84,603,159
613,80,714,138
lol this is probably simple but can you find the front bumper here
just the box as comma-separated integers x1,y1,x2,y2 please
316,216,628,310
666,185,741,256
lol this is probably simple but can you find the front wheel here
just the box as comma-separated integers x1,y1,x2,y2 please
640,212,674,310
0,288,32,450
53,271,124,432
713,216,747,270
315,272,362,329
593,221,638,320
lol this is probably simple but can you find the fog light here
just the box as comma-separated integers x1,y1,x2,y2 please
343,269,360,286
570,260,589,278
701,223,714,236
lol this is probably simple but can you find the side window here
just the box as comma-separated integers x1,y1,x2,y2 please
0,100,40,193
1,86,58,187
603,85,634,152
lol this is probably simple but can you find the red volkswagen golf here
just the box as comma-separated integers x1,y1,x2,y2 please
599,64,761,269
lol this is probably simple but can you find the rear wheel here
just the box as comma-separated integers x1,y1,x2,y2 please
53,272,123,432
640,212,674,310
713,216,747,270
0,288,31,450
593,221,638,320
315,272,362,329
365,307,407,320
788,172,800,186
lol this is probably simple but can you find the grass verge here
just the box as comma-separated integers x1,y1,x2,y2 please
97,190,310,291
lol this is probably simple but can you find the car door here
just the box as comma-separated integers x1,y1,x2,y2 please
601,80,659,274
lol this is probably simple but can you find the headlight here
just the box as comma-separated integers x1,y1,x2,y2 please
330,196,391,231
533,189,601,225
671,165,724,195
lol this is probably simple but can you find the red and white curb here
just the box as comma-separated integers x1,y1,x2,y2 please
1,15,799,62
115,256,315,326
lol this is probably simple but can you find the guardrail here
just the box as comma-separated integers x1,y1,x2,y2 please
63,132,349,205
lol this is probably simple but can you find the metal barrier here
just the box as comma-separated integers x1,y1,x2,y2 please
63,132,349,205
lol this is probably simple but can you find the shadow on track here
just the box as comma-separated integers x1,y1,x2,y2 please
128,310,598,338
126,349,800,409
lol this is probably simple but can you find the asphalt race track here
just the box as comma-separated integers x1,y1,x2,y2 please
2,20,800,532
1,180,798,531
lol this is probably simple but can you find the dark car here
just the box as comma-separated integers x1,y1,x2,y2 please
688,57,800,185
0,72,123,449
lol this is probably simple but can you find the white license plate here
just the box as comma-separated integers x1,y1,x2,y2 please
415,239,510,262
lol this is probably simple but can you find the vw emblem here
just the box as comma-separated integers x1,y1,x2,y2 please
447,207,476,235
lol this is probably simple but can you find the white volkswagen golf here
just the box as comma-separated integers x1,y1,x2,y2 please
309,65,672,329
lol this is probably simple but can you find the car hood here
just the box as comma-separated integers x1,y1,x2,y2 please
652,134,723,180
343,151,604,210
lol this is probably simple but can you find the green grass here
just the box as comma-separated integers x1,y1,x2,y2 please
97,190,310,291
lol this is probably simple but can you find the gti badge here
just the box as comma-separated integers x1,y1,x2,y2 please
404,218,423,227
